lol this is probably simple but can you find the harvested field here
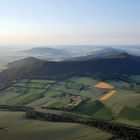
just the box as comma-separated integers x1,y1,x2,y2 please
100,90,116,101
94,82,114,89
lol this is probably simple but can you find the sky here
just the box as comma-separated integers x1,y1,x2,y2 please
0,0,140,47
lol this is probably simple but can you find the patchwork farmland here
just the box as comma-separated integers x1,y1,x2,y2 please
0,76,140,127
0,110,113,140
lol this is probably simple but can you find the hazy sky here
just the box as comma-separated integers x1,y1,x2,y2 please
0,0,140,46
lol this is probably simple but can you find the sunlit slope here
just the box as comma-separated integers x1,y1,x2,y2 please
0,111,112,140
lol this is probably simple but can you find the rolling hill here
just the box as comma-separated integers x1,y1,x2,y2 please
0,52,140,89
23,47,68,55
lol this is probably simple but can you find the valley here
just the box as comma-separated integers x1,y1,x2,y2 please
0,74,140,139
0,48,140,140
0,0,140,139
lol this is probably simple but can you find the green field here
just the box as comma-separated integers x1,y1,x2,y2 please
1,76,140,126
7,89,44,105
118,106,140,120
114,118,140,127
70,77,98,85
2,77,105,109
129,75,140,84
74,100,113,120
133,84,140,93
93,107,113,120
26,90,62,107
0,92,19,105
105,80,131,89
102,89,140,114
0,64,7,72
66,81,82,91
0,111,113,140
0,79,55,106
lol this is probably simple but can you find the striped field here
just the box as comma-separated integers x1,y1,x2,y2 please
100,90,116,101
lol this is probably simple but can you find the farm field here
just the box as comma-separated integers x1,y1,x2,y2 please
133,84,140,93
100,90,116,101
69,77,99,85
0,77,108,108
118,106,140,120
0,110,113,140
71,77,108,99
0,64,7,72
128,75,140,84
114,117,140,127
105,80,131,89
0,76,140,126
94,82,114,89
102,90,140,114
0,79,55,106
74,100,114,120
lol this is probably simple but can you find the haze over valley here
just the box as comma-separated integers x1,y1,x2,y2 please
0,0,140,140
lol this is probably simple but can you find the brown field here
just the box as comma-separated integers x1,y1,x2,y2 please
94,82,114,89
100,90,116,101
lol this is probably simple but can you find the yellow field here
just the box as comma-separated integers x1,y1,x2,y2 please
100,90,116,101
94,82,114,89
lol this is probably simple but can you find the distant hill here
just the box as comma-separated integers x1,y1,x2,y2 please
0,52,140,89
22,47,72,61
66,48,138,61
23,47,68,55
22,46,140,61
